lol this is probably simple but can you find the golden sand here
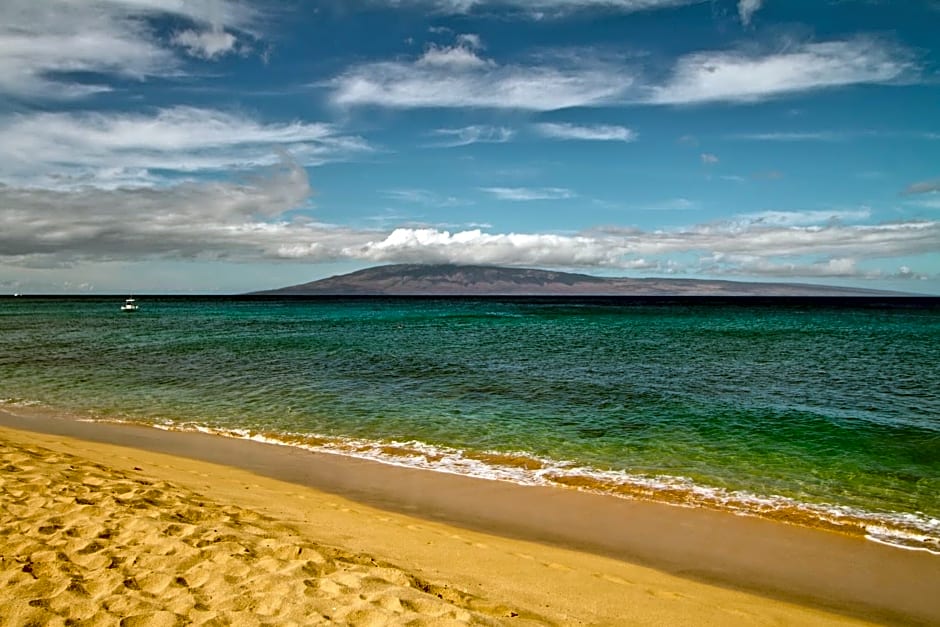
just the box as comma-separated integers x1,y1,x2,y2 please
0,425,881,625
0,436,524,626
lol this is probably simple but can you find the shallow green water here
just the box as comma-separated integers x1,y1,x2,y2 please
2,297,938,551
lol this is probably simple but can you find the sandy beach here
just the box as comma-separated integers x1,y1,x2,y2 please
1,411,938,625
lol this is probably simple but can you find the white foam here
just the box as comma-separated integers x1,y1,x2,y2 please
79,417,940,556
0,398,43,407
865,526,940,555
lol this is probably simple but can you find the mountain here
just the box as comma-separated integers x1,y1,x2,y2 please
250,264,908,297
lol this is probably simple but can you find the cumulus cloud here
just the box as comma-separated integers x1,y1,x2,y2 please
430,125,515,147
481,187,576,201
0,107,371,188
647,38,914,105
171,28,239,59
0,0,257,99
737,0,763,26
330,37,633,110
346,228,622,266
419,42,492,68
534,122,637,142
339,220,940,277
701,153,719,164
455,33,483,49
891,266,922,280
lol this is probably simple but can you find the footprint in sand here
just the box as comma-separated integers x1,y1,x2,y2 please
1,437,540,626
646,588,688,600
596,573,633,585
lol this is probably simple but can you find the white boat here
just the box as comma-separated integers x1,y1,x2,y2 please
120,297,139,312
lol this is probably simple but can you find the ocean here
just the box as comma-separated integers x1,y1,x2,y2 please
2,296,938,554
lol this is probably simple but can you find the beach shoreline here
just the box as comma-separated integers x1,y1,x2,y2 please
1,408,938,625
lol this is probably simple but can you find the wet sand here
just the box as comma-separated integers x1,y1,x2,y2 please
1,408,938,625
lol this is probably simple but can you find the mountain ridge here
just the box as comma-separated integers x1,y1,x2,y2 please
250,264,910,297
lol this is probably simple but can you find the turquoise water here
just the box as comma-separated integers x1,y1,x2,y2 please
2,297,939,552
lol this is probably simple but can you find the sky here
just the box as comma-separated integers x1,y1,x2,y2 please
1,0,939,294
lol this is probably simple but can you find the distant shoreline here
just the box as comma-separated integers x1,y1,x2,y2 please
3,294,938,303
248,264,926,298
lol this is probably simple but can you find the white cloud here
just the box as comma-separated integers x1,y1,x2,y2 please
908,194,940,210
0,160,327,267
481,187,576,201
737,0,762,26
534,122,637,142
729,131,846,141
382,189,467,207
0,107,371,188
667,221,940,260
648,39,914,105
732,130,938,142
430,125,515,147
701,153,719,164
330,38,632,110
701,255,928,281
418,42,493,68
0,0,257,99
382,0,699,17
106,0,257,30
344,221,940,277
172,28,239,59
348,228,624,267
905,178,940,195
703,255,865,278
2,171,937,280
735,209,872,226
455,33,483,49
330,34,915,112
638,197,697,211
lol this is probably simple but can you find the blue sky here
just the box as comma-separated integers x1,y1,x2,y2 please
1,0,939,294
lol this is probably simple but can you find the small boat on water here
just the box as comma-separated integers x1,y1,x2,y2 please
120,297,139,312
